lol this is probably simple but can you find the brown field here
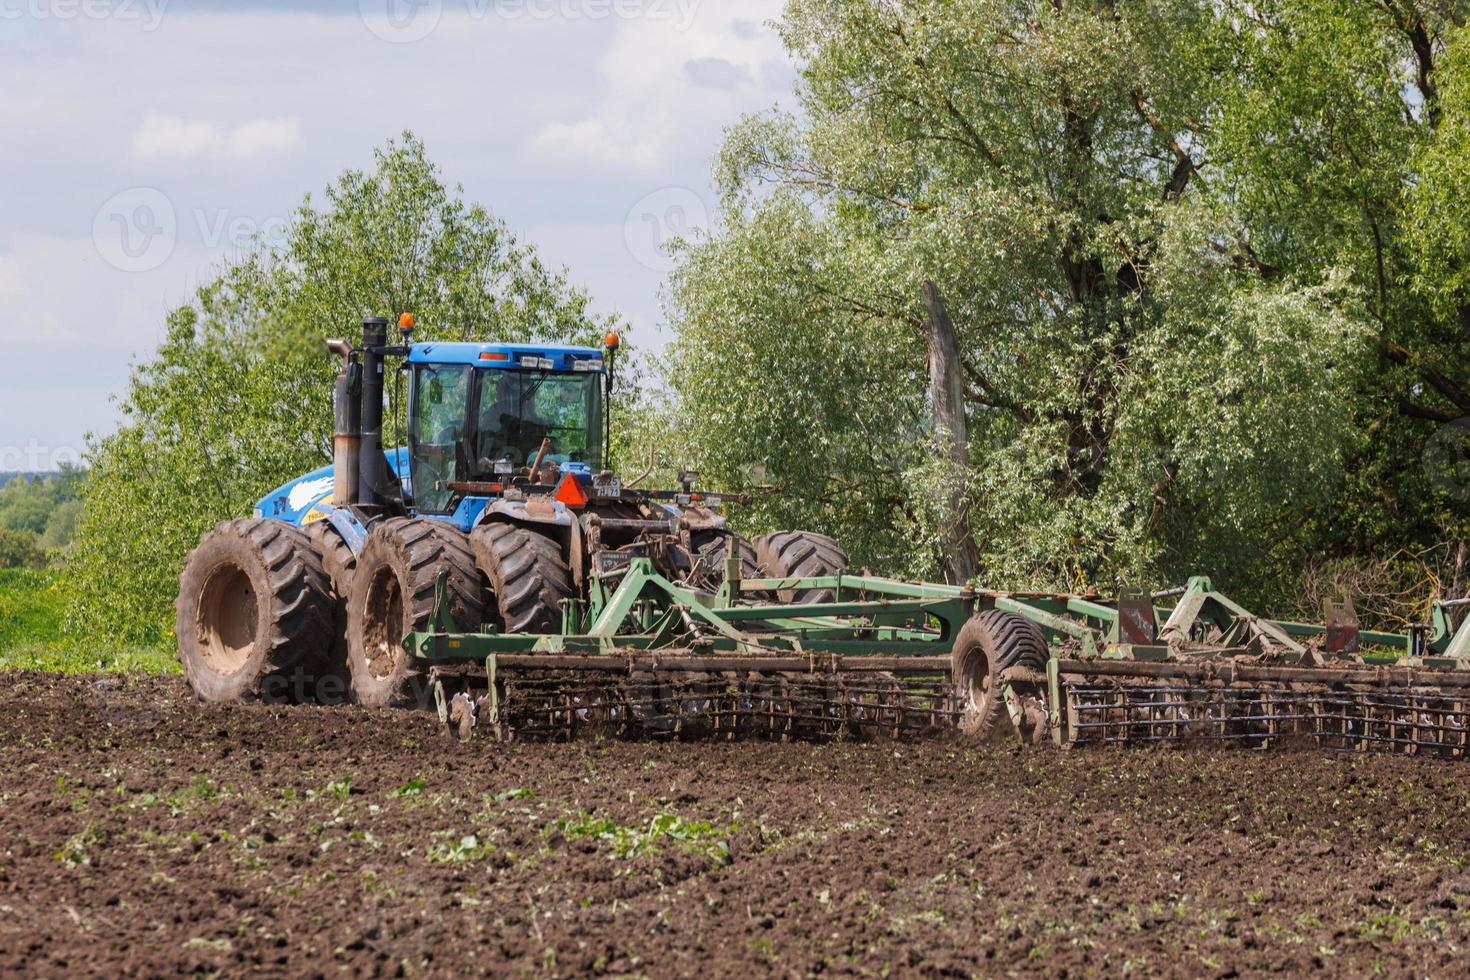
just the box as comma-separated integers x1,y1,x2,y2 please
2,671,1469,977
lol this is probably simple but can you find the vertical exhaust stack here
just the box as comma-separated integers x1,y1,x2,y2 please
326,339,361,507
358,316,394,508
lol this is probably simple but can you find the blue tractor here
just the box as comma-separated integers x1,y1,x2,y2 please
175,315,848,704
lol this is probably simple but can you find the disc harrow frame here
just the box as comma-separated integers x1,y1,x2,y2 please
404,561,1470,754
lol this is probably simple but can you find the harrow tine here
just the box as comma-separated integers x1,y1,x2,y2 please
1058,671,1470,756
479,670,962,742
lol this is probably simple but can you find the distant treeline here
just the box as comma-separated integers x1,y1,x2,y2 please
0,467,84,569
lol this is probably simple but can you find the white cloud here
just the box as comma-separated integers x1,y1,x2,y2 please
524,2,787,174
0,236,98,342
0,233,179,458
0,7,796,456
129,113,304,163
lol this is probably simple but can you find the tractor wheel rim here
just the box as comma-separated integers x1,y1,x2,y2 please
959,648,992,719
199,564,258,674
363,567,405,680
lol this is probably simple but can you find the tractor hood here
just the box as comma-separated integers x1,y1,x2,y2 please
252,448,409,526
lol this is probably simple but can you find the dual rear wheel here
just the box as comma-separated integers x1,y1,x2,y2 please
344,518,484,707
175,519,335,703
177,520,853,708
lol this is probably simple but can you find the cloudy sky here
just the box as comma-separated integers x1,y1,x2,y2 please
0,0,792,471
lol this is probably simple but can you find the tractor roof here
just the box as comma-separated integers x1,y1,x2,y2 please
407,341,605,372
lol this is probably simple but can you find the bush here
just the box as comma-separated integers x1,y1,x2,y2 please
0,568,63,647
0,529,44,570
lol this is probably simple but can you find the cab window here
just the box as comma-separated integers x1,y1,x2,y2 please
410,364,470,513
473,369,603,471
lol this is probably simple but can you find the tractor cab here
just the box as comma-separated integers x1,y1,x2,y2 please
405,342,607,514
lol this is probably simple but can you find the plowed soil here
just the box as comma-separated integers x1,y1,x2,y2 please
3,672,1470,977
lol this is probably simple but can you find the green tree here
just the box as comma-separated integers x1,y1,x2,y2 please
40,499,82,552
67,134,621,644
1210,0,1470,601
668,0,1370,599
0,467,85,554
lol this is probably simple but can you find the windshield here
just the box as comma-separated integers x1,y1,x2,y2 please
473,368,603,472
410,364,471,514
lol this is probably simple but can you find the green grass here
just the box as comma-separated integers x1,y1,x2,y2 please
0,568,177,674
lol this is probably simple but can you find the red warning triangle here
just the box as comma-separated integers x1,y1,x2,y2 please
555,473,589,509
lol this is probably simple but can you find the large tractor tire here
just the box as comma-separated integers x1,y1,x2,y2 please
950,610,1045,741
690,530,761,596
305,520,358,702
346,518,484,707
306,520,356,599
754,531,849,605
470,523,574,634
175,518,334,703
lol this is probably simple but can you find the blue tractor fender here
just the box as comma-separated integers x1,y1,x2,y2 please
325,508,370,555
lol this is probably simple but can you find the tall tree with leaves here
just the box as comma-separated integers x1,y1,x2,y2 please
669,0,1369,598
1210,0,1470,599
67,134,620,644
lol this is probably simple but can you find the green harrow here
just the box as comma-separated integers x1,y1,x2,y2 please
406,559,1470,755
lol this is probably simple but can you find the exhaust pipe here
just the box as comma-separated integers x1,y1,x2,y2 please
327,339,361,507
358,317,395,507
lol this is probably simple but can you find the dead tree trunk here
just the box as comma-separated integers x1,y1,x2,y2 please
922,280,981,585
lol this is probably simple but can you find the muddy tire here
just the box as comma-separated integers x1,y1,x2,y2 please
754,531,849,604
306,520,356,599
950,613,1008,740
690,531,762,596
305,520,358,701
470,523,574,634
974,608,1049,672
175,518,334,703
346,518,484,707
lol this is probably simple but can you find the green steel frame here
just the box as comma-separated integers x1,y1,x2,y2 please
403,562,1470,749
405,557,975,669
405,564,1470,675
